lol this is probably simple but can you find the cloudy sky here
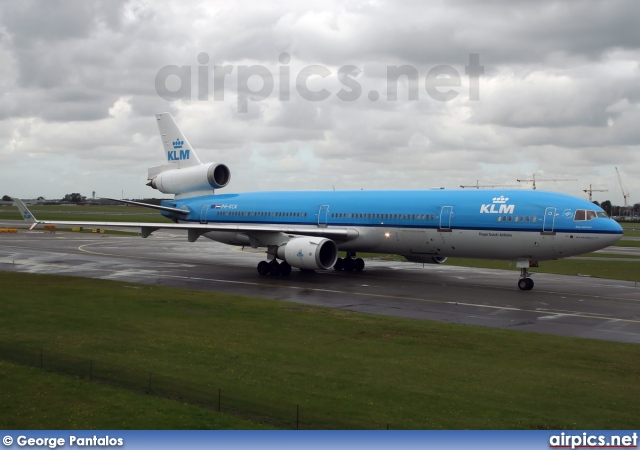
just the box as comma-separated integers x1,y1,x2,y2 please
1,0,638,206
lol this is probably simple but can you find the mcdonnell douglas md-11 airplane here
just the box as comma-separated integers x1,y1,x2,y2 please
16,113,623,290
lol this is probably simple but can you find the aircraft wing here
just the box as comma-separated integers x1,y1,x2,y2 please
13,199,358,241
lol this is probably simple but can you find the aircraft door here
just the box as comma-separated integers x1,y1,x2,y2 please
200,204,210,224
439,206,453,231
318,204,329,227
543,207,556,233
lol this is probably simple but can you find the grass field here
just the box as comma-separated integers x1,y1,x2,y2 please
0,205,172,223
1,272,639,429
0,360,267,429
444,257,640,282
615,240,640,247
349,252,640,281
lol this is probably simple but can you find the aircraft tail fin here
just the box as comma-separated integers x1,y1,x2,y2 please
155,113,202,168
148,113,230,199
14,199,39,230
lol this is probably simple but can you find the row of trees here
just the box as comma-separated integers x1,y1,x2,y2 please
1,194,84,203
593,200,640,217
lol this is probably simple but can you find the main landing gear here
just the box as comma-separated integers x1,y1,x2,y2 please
517,267,534,291
257,259,292,276
333,252,365,272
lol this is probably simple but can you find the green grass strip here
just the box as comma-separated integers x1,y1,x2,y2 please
1,272,639,429
443,257,640,281
0,360,268,429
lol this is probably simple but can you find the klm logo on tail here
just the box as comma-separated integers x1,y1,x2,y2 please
168,138,190,161
480,196,515,214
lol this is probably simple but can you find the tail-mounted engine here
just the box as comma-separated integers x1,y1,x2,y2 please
147,162,230,196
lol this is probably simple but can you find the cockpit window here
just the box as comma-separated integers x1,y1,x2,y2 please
596,211,608,218
574,210,600,221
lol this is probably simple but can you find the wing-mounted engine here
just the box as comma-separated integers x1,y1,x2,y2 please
277,237,339,270
403,255,447,264
147,162,230,196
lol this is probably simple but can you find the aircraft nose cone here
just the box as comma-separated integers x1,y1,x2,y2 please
606,220,624,245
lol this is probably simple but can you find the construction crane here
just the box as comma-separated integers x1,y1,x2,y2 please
460,180,520,189
516,174,577,190
615,167,630,207
583,184,607,202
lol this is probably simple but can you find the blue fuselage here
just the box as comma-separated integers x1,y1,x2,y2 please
162,189,623,261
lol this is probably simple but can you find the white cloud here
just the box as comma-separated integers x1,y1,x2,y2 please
0,0,638,207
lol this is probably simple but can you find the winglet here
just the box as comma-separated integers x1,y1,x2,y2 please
14,199,39,229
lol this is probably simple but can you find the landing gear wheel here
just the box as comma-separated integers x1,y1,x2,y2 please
518,278,534,291
354,258,365,272
517,265,534,290
343,257,355,272
268,260,280,276
334,257,344,271
280,261,292,276
257,261,269,276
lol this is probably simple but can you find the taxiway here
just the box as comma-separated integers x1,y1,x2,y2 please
1,228,639,344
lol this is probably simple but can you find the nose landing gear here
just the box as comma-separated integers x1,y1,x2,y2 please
516,259,535,290
518,274,534,291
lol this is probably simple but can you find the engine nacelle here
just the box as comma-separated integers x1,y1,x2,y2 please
277,237,339,270
403,255,448,264
148,163,230,195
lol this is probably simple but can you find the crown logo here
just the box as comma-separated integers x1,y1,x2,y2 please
492,196,509,204
172,138,184,149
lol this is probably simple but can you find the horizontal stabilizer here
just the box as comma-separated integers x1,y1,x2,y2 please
14,198,36,222
13,199,39,230
104,198,190,215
